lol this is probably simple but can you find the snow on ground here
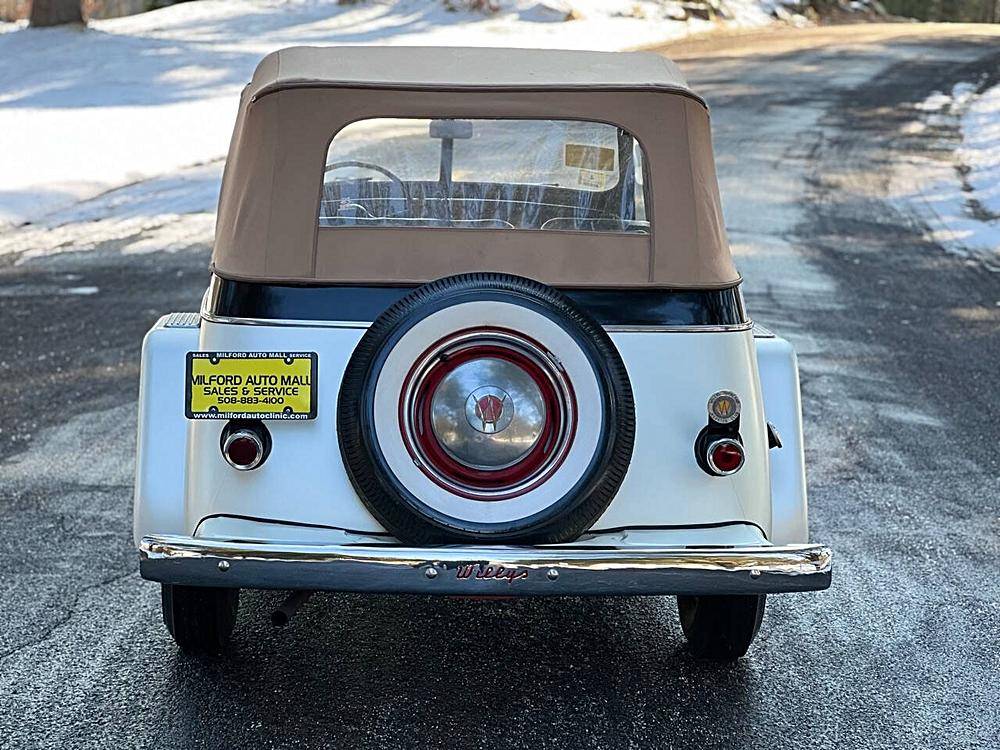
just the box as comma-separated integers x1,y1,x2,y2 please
0,163,221,261
892,82,1000,268
959,84,1000,227
0,0,785,245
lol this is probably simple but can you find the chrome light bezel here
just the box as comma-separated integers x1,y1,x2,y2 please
705,437,745,476
222,429,265,471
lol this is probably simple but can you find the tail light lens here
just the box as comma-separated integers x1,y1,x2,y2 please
221,421,270,471
706,438,745,476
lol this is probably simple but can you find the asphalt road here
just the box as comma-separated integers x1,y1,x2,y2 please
2,24,999,750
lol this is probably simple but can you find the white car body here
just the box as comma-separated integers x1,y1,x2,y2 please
135,306,811,554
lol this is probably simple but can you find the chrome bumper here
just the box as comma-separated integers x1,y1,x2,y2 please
139,535,832,596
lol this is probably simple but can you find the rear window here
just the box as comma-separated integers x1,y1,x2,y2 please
320,118,648,233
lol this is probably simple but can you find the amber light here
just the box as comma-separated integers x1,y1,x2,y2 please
707,438,745,475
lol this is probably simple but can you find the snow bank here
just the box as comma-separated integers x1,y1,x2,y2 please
0,163,221,260
958,84,1000,230
0,0,787,233
892,82,1000,266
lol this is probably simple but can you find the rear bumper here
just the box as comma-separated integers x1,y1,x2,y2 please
139,535,832,596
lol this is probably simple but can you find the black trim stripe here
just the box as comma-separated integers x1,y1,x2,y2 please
207,276,748,327
588,520,768,539
192,513,766,542
193,513,396,539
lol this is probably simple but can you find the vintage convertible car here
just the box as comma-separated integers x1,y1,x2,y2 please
135,46,832,659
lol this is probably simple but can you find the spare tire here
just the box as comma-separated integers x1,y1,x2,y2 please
337,273,634,544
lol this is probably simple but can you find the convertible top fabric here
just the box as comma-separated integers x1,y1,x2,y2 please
212,46,738,288
245,46,697,98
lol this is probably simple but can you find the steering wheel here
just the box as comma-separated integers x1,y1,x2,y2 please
324,160,408,202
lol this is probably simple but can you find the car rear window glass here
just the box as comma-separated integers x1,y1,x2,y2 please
320,118,649,233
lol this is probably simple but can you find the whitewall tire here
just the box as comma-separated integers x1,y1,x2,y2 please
337,273,635,544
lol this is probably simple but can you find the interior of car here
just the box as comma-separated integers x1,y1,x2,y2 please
318,117,650,234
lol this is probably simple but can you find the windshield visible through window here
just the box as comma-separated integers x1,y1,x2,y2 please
320,118,648,233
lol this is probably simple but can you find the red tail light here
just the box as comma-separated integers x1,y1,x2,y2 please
706,438,745,475
221,423,269,471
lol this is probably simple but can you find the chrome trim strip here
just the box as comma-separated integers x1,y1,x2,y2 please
201,310,373,329
139,535,832,596
603,321,754,333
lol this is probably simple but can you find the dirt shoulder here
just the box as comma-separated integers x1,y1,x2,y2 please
646,21,1000,59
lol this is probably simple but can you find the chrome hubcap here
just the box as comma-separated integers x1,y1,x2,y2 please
400,329,577,500
430,358,546,469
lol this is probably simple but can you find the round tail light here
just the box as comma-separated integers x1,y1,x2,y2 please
706,438,745,476
221,423,269,471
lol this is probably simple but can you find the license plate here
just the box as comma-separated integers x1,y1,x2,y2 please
185,352,317,420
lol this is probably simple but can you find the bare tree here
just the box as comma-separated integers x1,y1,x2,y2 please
29,0,83,27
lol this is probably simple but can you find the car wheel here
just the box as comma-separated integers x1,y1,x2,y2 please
161,584,239,654
338,272,635,544
676,594,766,660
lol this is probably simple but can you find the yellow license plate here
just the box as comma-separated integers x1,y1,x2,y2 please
185,352,317,420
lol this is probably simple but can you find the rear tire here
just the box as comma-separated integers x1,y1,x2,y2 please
161,584,239,654
677,594,766,660
338,272,635,545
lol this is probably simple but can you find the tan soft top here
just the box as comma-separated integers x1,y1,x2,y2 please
213,46,737,289
245,46,696,98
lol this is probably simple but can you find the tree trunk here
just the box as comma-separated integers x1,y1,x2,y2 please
29,0,84,27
